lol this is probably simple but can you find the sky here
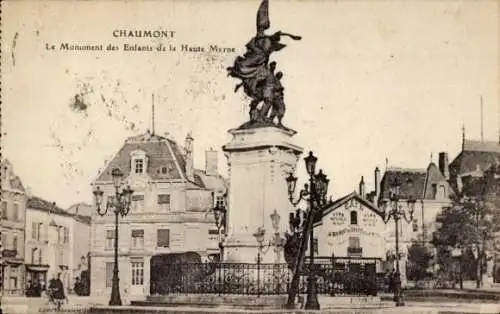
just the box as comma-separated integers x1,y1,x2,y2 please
1,0,499,209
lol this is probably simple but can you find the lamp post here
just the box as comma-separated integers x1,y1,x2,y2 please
285,151,330,310
213,204,227,261
93,168,134,306
252,211,283,297
381,178,415,307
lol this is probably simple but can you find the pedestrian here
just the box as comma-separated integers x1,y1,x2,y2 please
48,273,67,309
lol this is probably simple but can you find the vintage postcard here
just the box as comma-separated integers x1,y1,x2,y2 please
1,1,499,313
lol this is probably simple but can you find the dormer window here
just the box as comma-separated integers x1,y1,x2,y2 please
130,150,147,175
134,159,144,174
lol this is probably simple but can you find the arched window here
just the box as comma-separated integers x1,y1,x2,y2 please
350,211,358,225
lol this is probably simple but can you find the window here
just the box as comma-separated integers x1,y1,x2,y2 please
132,195,144,213
32,222,38,240
131,261,144,285
31,248,37,264
1,202,7,219
161,167,168,174
105,262,114,287
10,276,18,290
12,204,19,221
157,194,170,211
350,211,358,225
134,159,144,174
38,248,43,264
215,195,224,208
131,229,144,249
64,227,69,244
37,223,42,241
438,186,446,200
157,229,170,248
105,230,115,250
313,238,318,254
12,236,17,251
412,219,419,232
58,227,63,244
348,237,360,248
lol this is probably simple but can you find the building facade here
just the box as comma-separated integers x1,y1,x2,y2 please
376,156,453,286
90,131,227,298
313,192,386,273
447,138,500,285
1,159,27,295
25,197,91,295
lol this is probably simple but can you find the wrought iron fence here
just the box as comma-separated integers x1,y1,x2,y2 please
151,261,378,296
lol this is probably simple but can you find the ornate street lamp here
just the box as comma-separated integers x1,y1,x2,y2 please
93,168,134,306
213,203,227,261
285,151,330,310
381,178,415,307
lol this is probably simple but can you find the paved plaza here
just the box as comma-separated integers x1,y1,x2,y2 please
2,295,500,314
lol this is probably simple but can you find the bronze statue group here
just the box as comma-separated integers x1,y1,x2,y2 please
227,0,301,127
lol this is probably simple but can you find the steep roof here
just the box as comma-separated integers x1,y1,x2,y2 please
314,191,385,225
95,132,185,183
450,140,500,175
27,196,73,217
193,169,228,192
449,139,500,192
378,164,452,204
27,196,92,225
378,168,427,203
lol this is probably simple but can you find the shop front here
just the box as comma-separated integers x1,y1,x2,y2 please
25,264,49,296
1,249,25,295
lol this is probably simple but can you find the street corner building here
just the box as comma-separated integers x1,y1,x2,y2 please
89,131,228,298
25,197,91,297
1,159,27,295
312,191,387,274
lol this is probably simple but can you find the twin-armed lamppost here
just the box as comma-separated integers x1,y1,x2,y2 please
93,168,134,306
380,178,415,307
285,151,330,310
213,203,227,261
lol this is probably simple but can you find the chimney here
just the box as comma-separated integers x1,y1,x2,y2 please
359,176,365,198
184,132,194,181
438,152,450,180
205,148,218,176
374,167,381,198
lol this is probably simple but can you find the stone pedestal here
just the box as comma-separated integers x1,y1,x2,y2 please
222,126,303,263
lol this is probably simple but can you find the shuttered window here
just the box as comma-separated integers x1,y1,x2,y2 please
105,262,114,287
157,229,170,248
132,195,144,213
105,230,115,250
1,202,7,219
131,229,144,249
157,194,170,211
32,222,38,240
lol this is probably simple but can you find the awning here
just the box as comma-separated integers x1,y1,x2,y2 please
26,264,50,272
